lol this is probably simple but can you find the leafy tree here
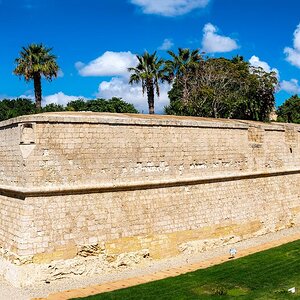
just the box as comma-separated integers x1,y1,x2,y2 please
166,57,245,118
196,57,245,118
165,55,278,121
42,103,65,112
0,98,35,121
66,99,87,111
66,97,138,113
0,97,138,122
128,51,166,114
100,97,138,113
85,98,138,113
277,95,300,123
14,44,59,110
232,65,278,121
109,97,137,113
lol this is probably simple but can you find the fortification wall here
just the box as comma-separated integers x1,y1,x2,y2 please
0,112,299,286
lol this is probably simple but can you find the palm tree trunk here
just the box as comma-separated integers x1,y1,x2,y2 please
182,76,189,106
147,81,155,114
34,73,42,110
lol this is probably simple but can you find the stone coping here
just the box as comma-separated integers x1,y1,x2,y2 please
0,112,295,131
2,168,299,199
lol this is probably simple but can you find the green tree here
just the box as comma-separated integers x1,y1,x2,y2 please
277,95,300,123
128,51,166,114
14,44,59,110
42,103,65,112
0,97,137,121
86,98,138,113
0,98,36,121
66,99,87,111
165,55,278,121
66,98,138,113
196,57,244,118
230,60,278,121
102,97,138,113
166,57,245,118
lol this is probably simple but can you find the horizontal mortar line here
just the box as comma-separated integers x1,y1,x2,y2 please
1,168,300,199
264,128,285,132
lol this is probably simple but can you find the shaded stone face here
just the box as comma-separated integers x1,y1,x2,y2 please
0,112,300,286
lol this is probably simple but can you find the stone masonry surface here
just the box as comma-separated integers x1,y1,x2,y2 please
0,112,299,286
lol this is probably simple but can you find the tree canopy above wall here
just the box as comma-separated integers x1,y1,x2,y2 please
0,97,138,121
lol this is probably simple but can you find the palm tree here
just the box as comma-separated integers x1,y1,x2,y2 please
14,43,59,110
165,48,201,80
164,48,202,105
128,51,165,114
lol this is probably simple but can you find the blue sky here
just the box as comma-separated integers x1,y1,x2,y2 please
1,0,300,113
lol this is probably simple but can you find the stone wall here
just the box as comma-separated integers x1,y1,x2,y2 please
0,112,300,286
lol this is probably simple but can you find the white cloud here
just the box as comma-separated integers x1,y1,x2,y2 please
284,24,300,68
249,55,279,77
97,77,171,114
201,23,238,53
57,69,64,78
293,25,300,50
280,79,300,94
158,38,174,50
130,0,210,17
284,47,300,68
76,51,138,77
18,94,34,100
43,92,85,106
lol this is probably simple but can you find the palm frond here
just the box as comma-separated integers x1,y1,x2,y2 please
13,43,59,81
